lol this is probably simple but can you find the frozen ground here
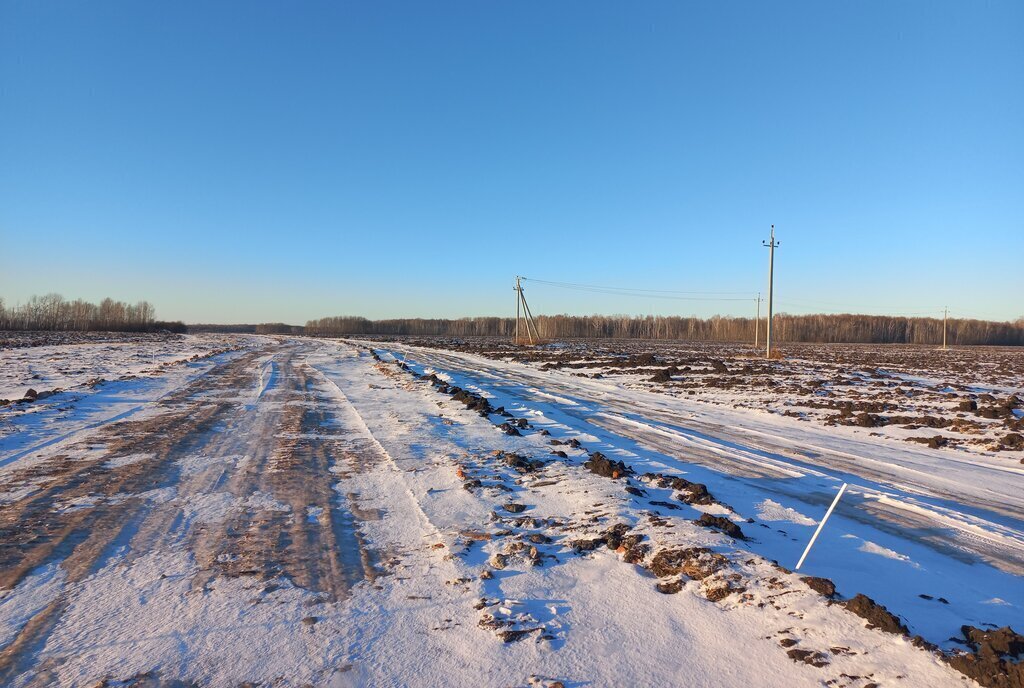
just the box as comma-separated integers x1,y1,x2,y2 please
0,335,1020,687
384,339,1024,459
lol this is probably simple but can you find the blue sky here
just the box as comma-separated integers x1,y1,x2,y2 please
2,1,1021,324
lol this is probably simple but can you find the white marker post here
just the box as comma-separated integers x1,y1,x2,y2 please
795,483,848,571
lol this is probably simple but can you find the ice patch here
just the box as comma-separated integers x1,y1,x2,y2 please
755,499,816,526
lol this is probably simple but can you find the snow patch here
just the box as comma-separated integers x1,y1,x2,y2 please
104,453,153,469
180,492,237,524
176,453,248,476
756,499,816,526
845,536,920,568
244,491,291,513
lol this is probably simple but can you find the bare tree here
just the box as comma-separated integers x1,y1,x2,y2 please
305,313,1024,346
0,295,176,333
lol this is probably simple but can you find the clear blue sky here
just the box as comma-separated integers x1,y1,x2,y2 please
2,2,1021,324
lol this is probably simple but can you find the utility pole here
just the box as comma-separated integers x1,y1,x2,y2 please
943,306,948,350
513,276,539,346
754,293,761,349
762,225,779,359
515,277,521,345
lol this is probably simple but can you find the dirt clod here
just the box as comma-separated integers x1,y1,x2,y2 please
786,648,830,667
655,580,683,594
945,625,1024,688
649,547,728,580
801,576,837,598
584,452,630,479
843,594,908,635
695,513,745,539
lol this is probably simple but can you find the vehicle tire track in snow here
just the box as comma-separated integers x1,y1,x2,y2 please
0,348,270,682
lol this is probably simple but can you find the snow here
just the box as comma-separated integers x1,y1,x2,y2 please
366,339,1024,643
104,453,153,469
0,335,1015,686
845,535,920,567
0,563,66,649
756,499,817,526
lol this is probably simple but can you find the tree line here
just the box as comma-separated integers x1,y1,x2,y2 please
305,313,1024,346
0,294,186,333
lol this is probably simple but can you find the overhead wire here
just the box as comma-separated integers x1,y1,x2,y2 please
521,278,756,302
521,277,954,316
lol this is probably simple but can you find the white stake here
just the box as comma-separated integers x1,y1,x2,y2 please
795,483,848,570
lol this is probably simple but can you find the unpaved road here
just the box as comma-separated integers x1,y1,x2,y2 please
1,341,383,684
0,338,1017,687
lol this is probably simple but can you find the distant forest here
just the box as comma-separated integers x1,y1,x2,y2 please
187,323,303,334
0,294,186,333
305,313,1024,346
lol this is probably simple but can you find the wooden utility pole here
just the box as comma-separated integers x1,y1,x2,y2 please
521,290,540,344
762,226,779,358
514,276,539,345
754,293,762,348
943,306,948,350
515,277,521,345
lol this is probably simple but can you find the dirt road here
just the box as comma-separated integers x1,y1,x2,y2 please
0,338,1014,687
0,341,388,684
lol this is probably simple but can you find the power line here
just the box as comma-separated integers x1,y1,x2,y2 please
775,297,944,314
521,278,756,302
523,277,752,295
519,277,962,319
775,303,944,316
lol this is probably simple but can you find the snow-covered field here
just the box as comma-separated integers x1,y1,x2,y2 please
0,335,1021,687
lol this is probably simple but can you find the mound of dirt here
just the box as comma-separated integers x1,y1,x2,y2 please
497,451,544,473
674,481,714,506
584,452,630,479
656,580,683,594
621,542,650,564
569,537,606,552
603,523,633,550
450,387,493,415
649,547,728,580
696,513,745,539
842,594,908,635
801,576,837,598
649,368,674,383
1000,433,1024,450
908,435,948,449
641,472,716,506
945,625,1024,688
853,412,887,428
634,353,658,366
709,360,729,373
786,648,830,668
